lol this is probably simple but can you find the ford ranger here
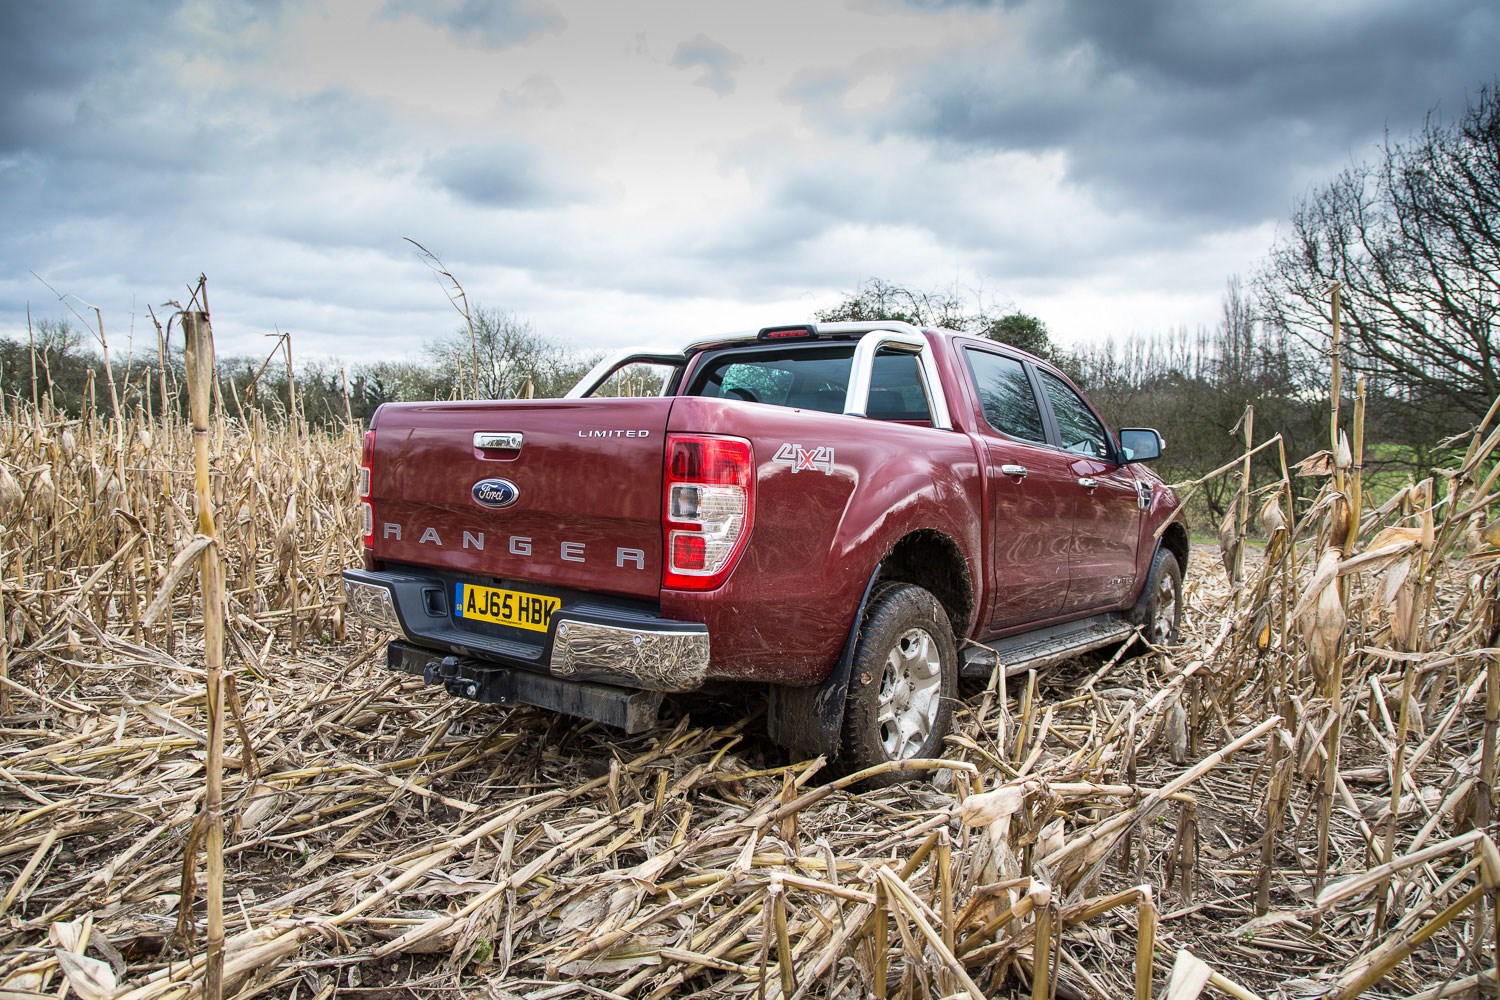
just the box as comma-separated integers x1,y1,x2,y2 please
343,321,1185,773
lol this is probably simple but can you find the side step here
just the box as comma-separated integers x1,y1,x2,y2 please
961,614,1137,679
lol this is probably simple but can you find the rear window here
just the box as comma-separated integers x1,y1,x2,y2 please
687,345,931,421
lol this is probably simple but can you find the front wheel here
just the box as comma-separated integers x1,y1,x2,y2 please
838,583,958,781
1140,548,1183,646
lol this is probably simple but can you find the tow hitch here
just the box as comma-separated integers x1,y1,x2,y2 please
385,640,663,734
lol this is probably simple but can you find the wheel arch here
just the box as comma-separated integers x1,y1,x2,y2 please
873,528,975,638
766,527,973,759
1159,521,1189,577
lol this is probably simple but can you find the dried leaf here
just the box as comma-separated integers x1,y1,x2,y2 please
1257,494,1286,535
1298,549,1346,685
958,785,1027,827
275,495,298,579
1328,495,1351,548
140,535,214,626
1294,449,1335,477
1217,507,1240,581
1164,948,1213,1000
1,970,47,993
1387,560,1416,649
1336,527,1421,576
1036,817,1064,859
33,465,55,509
239,782,288,833
55,951,116,1000
49,918,85,951
1166,700,1189,765
625,851,675,887
0,463,21,518
1291,547,1343,623
1381,557,1412,609
1365,525,1422,554
557,884,643,936
367,911,457,955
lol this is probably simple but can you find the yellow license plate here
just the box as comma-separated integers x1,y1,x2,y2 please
454,583,560,633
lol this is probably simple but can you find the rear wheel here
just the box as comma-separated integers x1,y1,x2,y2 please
839,583,958,780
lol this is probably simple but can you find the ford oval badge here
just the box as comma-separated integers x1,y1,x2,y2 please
471,478,520,510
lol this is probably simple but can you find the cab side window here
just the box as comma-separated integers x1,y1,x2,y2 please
1038,370,1111,460
964,349,1046,442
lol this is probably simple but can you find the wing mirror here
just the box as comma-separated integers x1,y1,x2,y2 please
1118,428,1164,463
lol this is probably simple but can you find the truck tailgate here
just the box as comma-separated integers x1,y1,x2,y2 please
367,397,670,600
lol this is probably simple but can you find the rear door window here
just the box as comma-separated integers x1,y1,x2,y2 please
963,348,1046,442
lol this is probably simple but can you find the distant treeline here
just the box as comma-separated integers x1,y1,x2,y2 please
811,276,1471,524
1,276,1466,530
0,309,605,429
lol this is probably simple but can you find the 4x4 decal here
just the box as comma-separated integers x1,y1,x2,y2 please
773,442,835,475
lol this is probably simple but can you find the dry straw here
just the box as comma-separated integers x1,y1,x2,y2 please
3,281,1500,997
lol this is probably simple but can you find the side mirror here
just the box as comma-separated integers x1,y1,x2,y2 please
1118,428,1164,463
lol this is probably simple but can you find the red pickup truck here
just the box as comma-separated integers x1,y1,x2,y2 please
344,321,1185,773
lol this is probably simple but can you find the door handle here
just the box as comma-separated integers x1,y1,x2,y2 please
474,432,523,450
1000,464,1028,478
1078,477,1099,489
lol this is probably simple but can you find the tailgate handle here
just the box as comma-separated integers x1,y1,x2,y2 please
474,432,523,450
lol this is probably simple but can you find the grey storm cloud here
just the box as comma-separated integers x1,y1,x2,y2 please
693,155,1145,286
381,0,562,47
827,0,1500,223
421,143,585,209
0,2,443,357
899,0,1026,8
669,35,744,96
0,0,188,152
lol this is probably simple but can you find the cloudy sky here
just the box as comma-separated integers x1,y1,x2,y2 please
2,0,1497,364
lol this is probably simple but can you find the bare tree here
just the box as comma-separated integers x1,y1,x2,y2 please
815,278,1055,358
425,308,597,400
1258,80,1500,434
1072,278,1322,520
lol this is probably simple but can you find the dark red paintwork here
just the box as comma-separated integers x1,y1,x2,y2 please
363,330,1180,687
366,397,669,600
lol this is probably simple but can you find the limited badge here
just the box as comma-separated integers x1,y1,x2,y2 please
471,478,520,509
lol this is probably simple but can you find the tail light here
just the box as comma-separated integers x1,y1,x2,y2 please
359,430,374,549
663,434,753,590
757,324,818,341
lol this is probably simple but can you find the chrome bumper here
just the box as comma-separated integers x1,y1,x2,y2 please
552,619,710,690
344,575,401,631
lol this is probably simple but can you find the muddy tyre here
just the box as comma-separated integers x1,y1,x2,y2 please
838,583,958,782
1140,548,1183,646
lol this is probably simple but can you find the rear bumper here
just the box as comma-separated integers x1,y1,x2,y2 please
384,639,664,734
342,568,711,693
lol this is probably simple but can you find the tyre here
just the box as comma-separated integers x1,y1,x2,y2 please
1139,548,1183,646
838,583,958,780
